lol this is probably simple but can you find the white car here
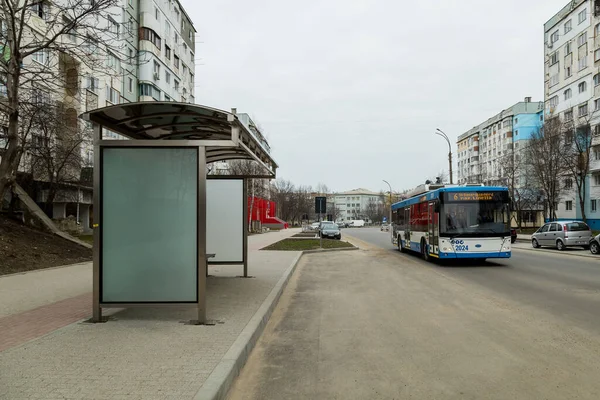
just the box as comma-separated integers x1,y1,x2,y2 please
381,224,390,232
310,222,320,231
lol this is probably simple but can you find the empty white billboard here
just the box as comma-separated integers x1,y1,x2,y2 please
207,179,244,263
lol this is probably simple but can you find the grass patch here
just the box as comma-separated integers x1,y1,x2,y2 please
77,234,94,245
261,238,355,251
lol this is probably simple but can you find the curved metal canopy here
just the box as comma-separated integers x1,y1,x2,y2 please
81,102,277,176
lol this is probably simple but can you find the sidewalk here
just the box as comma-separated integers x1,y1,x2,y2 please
0,228,300,400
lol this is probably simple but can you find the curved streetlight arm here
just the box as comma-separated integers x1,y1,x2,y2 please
434,129,454,184
382,180,392,224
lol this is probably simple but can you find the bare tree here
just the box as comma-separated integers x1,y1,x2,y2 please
25,102,91,212
561,116,593,222
526,119,564,220
499,141,541,228
0,0,126,204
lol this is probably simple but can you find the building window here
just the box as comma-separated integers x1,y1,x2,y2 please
566,41,572,54
549,74,559,87
579,103,589,116
579,81,587,93
592,200,597,212
595,174,600,185
139,83,161,100
551,30,559,43
596,49,600,62
128,47,134,61
566,65,572,78
182,64,187,76
174,33,179,44
579,8,587,24
578,32,587,46
549,96,559,108
565,19,572,33
565,178,573,189
165,71,170,84
139,27,161,49
165,45,171,60
106,51,120,70
108,16,119,36
86,76,99,91
550,51,559,65
153,60,160,76
105,86,120,104
174,79,179,91
189,30,193,41
165,23,171,37
595,99,600,111
30,2,49,21
155,6,159,20
174,55,179,69
190,51,194,63
128,77,133,93
565,110,573,121
566,201,573,211
564,88,572,100
596,23,600,36
579,56,588,70
32,49,49,65
595,146,600,160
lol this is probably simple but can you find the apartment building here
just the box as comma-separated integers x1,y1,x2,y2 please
333,188,384,222
456,99,544,187
0,0,197,230
544,0,600,228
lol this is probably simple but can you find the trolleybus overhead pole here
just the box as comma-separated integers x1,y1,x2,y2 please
435,128,453,184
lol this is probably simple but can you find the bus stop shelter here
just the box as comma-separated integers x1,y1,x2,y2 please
81,102,277,324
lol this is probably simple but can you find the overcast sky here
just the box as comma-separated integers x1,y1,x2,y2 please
181,0,568,194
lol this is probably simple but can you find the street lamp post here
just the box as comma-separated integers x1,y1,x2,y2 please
435,128,453,184
383,180,392,225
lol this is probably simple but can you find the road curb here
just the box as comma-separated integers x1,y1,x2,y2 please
193,252,303,400
302,246,359,254
513,246,599,260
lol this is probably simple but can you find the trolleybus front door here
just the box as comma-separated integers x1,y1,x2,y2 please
428,202,438,256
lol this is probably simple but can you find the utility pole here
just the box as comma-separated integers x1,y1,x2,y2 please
435,128,453,184
383,180,392,225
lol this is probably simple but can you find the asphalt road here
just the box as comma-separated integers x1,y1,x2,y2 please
227,227,600,400
343,227,600,333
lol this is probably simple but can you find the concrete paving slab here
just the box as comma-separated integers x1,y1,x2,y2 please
0,229,300,400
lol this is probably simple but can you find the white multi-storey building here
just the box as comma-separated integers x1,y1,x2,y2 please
544,0,600,229
333,188,383,222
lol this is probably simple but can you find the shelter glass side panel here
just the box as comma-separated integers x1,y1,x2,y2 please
101,147,198,302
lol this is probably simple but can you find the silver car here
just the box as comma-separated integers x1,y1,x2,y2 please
531,221,592,250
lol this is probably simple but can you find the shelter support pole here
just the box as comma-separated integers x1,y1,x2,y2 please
243,179,249,277
197,146,207,324
92,123,102,323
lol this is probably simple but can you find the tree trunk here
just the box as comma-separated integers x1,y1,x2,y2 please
0,51,22,207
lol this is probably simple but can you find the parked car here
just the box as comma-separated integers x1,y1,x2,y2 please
318,221,335,232
531,221,592,250
589,233,600,254
337,221,348,228
320,223,341,240
381,223,390,232
310,222,320,231
510,228,517,244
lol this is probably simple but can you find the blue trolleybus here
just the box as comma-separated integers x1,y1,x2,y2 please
391,184,512,262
